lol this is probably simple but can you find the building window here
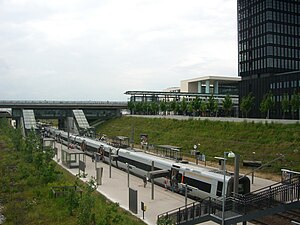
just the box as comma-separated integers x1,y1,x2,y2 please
267,58,273,67
267,34,273,44
266,22,272,32
267,46,273,55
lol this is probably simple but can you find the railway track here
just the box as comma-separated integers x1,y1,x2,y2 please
251,209,300,225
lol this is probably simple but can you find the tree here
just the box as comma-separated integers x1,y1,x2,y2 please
127,101,135,115
281,94,290,119
160,101,167,115
150,102,159,115
133,102,142,114
180,98,188,115
240,93,255,118
222,95,233,117
24,129,56,183
77,178,97,225
207,95,218,117
170,99,177,114
290,91,300,120
142,102,150,115
187,102,193,116
174,101,180,115
192,97,201,116
200,101,207,117
260,91,275,119
166,101,172,115
25,129,40,163
98,203,123,225
66,186,79,216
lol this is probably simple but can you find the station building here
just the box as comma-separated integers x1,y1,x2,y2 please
180,75,240,95
125,75,240,116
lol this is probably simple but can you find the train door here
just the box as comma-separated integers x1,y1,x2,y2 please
170,167,182,192
98,145,105,161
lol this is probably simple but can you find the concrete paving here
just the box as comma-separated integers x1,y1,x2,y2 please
54,142,274,225
129,114,299,124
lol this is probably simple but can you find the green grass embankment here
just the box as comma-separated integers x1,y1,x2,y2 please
0,138,145,225
96,116,300,174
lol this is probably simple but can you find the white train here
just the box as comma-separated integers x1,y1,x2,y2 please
45,127,250,200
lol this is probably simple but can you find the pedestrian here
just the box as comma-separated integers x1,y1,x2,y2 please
164,176,168,191
143,175,147,188
171,174,176,192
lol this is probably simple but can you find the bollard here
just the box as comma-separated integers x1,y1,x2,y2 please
96,167,103,185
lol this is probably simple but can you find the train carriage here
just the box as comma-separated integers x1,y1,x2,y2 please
45,127,250,200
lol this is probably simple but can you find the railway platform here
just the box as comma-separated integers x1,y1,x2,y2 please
53,142,272,225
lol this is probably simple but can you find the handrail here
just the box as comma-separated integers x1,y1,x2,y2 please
157,176,300,224
245,176,299,196
157,197,215,224
157,197,210,217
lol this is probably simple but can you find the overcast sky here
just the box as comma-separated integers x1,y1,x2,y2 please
0,0,237,101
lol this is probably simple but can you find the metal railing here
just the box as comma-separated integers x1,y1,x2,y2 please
157,176,300,224
232,176,300,215
157,197,219,224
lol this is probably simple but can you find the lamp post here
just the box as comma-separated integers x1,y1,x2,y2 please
109,148,112,178
193,143,200,165
126,163,130,187
222,151,235,225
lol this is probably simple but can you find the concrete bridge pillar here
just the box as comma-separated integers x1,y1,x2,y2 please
58,117,76,133
58,118,65,130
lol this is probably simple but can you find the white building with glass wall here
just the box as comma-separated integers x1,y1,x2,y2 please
180,75,241,95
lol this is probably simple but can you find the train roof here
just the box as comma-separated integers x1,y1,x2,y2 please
117,147,231,182
47,127,232,181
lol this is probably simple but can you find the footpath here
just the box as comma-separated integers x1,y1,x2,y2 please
54,142,274,225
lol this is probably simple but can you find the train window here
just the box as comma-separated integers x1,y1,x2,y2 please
216,181,223,197
118,156,160,172
238,184,244,194
184,177,211,193
239,176,250,194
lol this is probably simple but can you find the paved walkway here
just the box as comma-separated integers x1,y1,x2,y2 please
54,142,272,225
128,115,299,124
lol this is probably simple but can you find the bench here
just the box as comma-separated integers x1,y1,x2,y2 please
243,160,262,168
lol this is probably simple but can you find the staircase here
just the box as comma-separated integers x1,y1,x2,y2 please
157,176,300,225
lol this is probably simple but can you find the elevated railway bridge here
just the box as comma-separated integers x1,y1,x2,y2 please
0,100,128,135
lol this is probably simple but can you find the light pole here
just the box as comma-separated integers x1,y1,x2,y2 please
222,151,235,225
109,148,112,178
126,163,130,187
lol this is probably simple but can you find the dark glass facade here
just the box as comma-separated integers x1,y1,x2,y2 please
238,0,300,118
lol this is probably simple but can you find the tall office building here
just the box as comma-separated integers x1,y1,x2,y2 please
238,0,300,118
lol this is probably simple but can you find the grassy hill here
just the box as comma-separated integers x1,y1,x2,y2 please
96,116,300,174
0,121,145,225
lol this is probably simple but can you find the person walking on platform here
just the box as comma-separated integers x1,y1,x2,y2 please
164,176,168,191
143,175,147,188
